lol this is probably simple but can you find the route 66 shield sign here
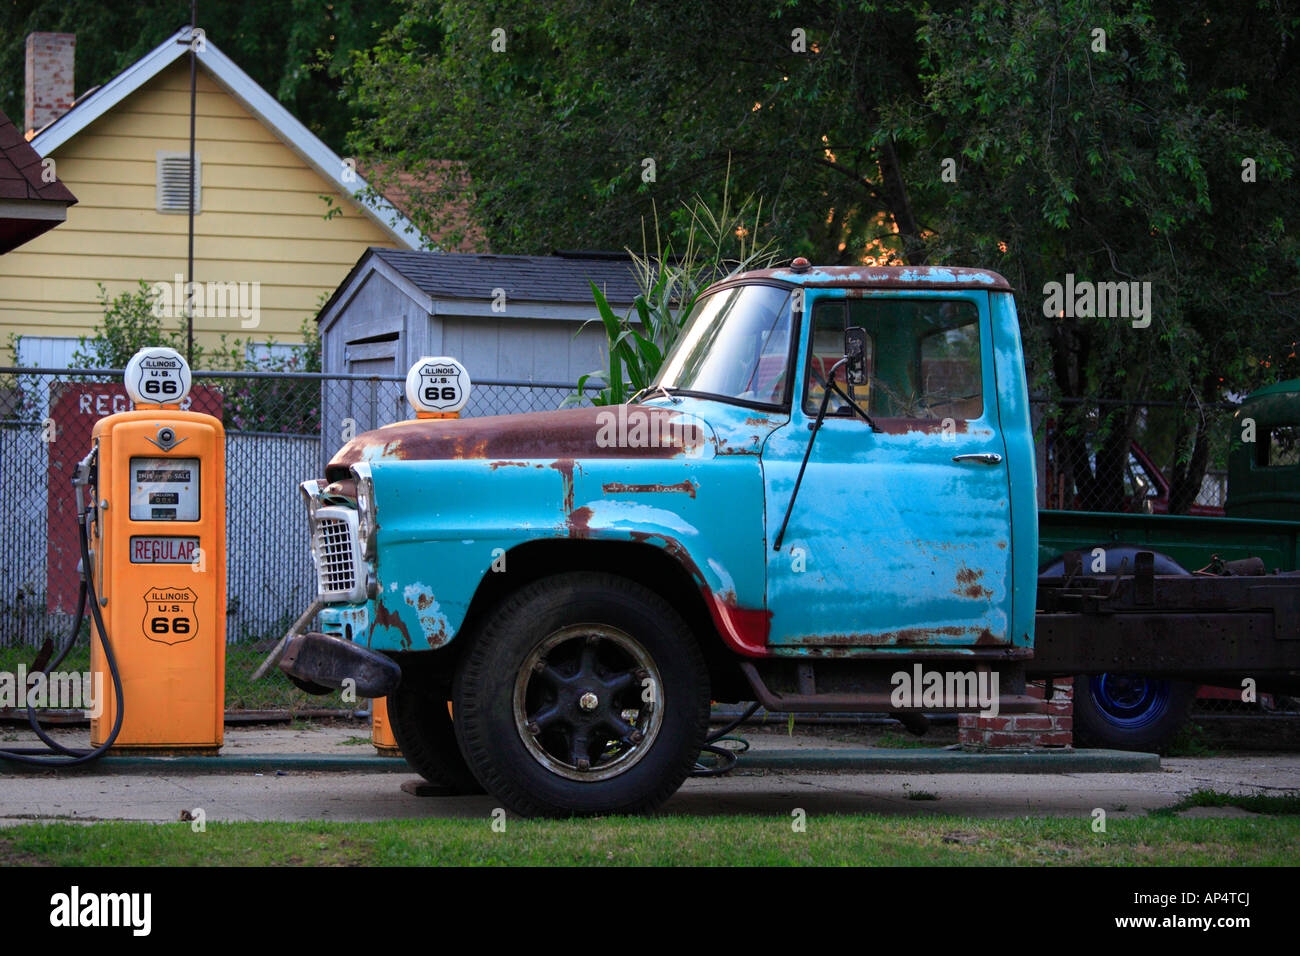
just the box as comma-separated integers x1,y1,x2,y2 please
125,347,191,406
142,586,198,645
405,356,471,414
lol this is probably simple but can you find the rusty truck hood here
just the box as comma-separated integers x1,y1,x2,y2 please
324,404,717,482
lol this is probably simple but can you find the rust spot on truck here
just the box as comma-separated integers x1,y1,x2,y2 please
488,460,529,470
728,265,1011,291
550,459,576,513
715,435,763,455
602,480,697,498
568,505,594,538
370,597,412,650
955,563,993,600
786,625,1001,648
401,583,452,648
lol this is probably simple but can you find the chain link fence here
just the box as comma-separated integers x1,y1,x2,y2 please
0,367,594,649
1032,397,1236,515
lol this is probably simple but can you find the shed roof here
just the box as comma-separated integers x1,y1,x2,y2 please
369,248,644,304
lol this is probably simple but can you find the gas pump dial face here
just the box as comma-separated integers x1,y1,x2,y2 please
125,347,192,406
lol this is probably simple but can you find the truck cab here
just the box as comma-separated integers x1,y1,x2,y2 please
291,263,1042,816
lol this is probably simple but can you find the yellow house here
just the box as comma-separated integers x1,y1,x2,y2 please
0,27,425,367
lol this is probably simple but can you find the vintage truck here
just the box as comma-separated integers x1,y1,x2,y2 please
280,261,1300,817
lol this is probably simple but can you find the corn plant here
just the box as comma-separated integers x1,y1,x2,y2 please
575,174,781,406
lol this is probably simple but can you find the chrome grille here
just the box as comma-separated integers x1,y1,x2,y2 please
311,505,366,603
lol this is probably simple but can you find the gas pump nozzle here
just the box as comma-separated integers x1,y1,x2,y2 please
73,447,96,520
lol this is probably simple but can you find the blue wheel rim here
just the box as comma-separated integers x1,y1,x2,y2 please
1089,674,1172,729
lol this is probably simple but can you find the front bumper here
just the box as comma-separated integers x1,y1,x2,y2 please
278,631,400,698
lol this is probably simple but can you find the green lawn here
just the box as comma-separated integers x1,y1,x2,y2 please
1,814,1296,866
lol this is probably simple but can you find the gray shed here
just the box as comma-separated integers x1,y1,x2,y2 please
318,248,641,382
316,248,642,442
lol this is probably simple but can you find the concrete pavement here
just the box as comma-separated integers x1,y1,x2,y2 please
0,721,1295,823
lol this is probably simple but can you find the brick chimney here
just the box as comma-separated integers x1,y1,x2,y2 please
25,33,76,136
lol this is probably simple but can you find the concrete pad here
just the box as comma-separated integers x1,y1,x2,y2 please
0,721,1294,825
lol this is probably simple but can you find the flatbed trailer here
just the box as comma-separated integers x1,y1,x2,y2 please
1030,552,1300,694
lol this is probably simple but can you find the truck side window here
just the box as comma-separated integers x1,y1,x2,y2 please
1262,425,1300,468
803,302,873,414
803,298,981,420
917,320,982,421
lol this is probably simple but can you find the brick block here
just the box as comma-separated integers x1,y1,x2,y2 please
1037,731,1073,747
1010,715,1054,731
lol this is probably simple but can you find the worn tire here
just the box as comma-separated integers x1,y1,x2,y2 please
387,674,484,794
453,572,710,817
1073,675,1196,752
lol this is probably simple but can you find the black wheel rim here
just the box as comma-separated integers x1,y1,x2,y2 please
511,624,663,782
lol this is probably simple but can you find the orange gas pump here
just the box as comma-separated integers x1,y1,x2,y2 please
0,347,225,766
86,348,225,752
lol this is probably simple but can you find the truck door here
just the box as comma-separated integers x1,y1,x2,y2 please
761,290,1014,650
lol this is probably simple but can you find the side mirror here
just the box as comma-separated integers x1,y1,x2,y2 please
844,327,869,387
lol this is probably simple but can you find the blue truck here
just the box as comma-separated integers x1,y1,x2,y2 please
278,262,1300,817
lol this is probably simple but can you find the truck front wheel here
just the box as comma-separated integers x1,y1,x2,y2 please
453,572,710,817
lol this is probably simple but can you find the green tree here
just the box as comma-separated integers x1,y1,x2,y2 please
63,282,323,434
344,0,937,262
343,1,1297,511
895,0,1298,510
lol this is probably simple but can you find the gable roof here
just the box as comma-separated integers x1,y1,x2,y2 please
28,26,424,251
318,247,644,330
0,107,76,253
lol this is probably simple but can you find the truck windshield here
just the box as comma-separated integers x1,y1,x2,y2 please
654,284,793,407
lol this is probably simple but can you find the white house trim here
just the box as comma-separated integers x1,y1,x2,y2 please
317,252,434,338
30,27,426,251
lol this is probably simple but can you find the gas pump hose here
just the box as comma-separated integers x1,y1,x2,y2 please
0,511,126,766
